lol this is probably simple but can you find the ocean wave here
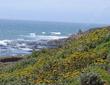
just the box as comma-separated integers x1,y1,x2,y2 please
19,47,33,51
29,33,37,37
0,35,68,48
0,40,12,46
21,33,68,40
34,35,67,40
0,34,68,56
42,32,46,35
50,32,61,35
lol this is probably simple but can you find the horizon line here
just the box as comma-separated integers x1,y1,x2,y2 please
0,18,108,25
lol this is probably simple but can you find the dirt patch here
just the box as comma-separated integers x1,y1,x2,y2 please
0,57,23,63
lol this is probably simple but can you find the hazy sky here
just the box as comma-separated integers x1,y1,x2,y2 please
0,0,110,24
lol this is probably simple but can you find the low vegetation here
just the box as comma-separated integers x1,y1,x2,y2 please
0,26,110,85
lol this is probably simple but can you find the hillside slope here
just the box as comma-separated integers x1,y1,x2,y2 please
0,26,110,85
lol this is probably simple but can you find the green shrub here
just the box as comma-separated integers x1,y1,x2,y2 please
80,72,104,85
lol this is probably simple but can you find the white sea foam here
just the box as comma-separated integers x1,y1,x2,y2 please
42,32,46,34
19,47,32,51
23,33,68,40
16,43,26,47
0,34,68,56
25,35,68,41
0,41,7,46
29,33,36,37
0,40,12,46
35,35,67,40
51,32,61,35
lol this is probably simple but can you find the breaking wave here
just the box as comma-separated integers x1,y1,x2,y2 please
0,33,68,57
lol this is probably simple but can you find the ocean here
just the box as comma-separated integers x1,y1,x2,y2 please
0,20,104,57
